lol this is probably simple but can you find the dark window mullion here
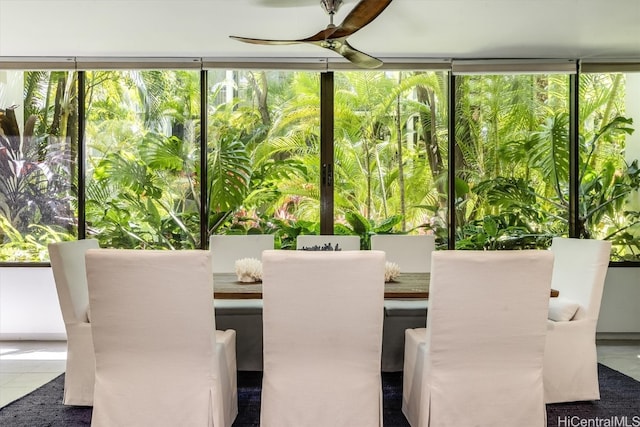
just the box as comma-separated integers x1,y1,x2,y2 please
569,72,579,238
320,72,334,235
447,72,456,250
78,71,86,239
200,70,209,249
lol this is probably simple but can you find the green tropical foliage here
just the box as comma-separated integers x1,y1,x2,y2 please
451,74,639,258
83,70,201,249
0,71,77,254
1,68,638,261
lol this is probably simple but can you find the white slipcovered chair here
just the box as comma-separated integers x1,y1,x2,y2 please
48,238,100,406
543,237,612,403
371,234,435,371
209,234,274,272
296,234,360,251
210,234,274,371
260,250,386,426
402,250,554,427
85,249,237,427
371,234,435,272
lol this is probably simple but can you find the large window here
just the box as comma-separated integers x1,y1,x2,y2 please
578,69,640,261
334,71,449,248
0,69,77,261
206,70,320,249
84,69,201,249
1,60,638,262
453,72,571,250
206,69,449,250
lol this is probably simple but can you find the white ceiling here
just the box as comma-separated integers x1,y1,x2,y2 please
0,0,639,62
223,0,640,61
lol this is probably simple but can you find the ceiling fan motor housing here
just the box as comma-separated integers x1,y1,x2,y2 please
321,0,343,15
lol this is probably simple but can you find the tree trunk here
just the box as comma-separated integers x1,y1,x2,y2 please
415,83,445,206
396,73,406,231
248,71,271,126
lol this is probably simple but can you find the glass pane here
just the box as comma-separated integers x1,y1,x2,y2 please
206,70,320,249
334,71,449,249
0,70,78,261
454,74,570,249
84,70,201,249
579,72,640,261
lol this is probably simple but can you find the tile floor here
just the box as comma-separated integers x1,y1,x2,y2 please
0,341,67,408
595,339,640,382
1,339,639,408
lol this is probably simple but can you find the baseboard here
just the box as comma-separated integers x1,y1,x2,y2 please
0,333,67,341
596,332,640,341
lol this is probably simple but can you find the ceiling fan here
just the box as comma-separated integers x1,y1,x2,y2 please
230,0,393,69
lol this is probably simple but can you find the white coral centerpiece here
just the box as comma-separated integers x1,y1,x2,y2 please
235,258,263,283
385,262,401,282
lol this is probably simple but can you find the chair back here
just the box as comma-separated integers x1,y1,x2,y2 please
86,249,225,426
550,237,611,320
209,234,275,273
423,250,553,426
296,234,360,251
48,239,100,406
371,234,435,272
260,249,385,426
48,239,100,324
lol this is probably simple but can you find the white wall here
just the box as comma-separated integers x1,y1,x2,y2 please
597,267,640,334
0,267,65,340
0,265,638,340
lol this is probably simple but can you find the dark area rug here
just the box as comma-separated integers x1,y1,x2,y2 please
1,364,638,426
546,364,640,427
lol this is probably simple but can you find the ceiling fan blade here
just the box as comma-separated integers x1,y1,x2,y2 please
230,0,391,69
229,35,303,46
231,25,339,45
330,0,393,39
313,39,383,69
336,40,383,69
234,0,392,44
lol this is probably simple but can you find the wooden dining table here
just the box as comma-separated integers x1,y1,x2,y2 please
213,272,560,299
